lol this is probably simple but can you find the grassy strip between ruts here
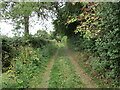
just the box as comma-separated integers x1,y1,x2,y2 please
49,47,86,88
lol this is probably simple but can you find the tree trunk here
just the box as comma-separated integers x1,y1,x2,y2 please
24,16,29,36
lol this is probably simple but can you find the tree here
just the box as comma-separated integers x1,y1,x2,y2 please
52,2,83,37
34,30,50,39
0,2,57,36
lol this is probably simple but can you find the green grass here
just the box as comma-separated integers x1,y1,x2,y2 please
49,47,85,88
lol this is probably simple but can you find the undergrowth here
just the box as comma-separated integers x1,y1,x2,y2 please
68,39,120,88
2,42,57,88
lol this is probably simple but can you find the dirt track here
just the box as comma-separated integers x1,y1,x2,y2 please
31,45,98,88
31,50,59,88
64,47,98,88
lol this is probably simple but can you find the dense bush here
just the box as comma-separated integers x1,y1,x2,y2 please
71,2,120,87
53,2,120,87
92,3,120,86
2,36,17,72
2,34,49,72
2,42,57,88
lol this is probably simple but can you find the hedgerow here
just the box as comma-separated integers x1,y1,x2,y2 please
53,2,120,87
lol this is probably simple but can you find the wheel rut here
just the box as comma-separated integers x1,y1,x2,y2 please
31,50,59,88
64,47,98,88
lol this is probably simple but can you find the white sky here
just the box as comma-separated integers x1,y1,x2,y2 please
0,15,54,37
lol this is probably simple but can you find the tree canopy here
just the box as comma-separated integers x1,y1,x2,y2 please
0,2,58,36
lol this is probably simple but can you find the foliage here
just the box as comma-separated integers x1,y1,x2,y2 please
2,43,57,88
53,2,82,37
93,3,120,87
53,2,120,87
0,2,57,36
1,36,18,72
23,34,48,48
61,36,67,44
34,30,50,39
1,2,120,88
1,34,49,72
